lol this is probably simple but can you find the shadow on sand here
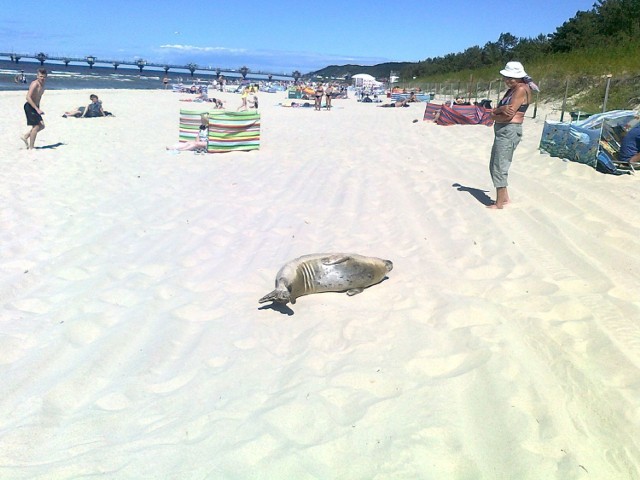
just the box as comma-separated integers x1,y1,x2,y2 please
36,142,65,150
452,183,494,206
258,302,295,316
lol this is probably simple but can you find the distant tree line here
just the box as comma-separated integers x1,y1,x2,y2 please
401,0,640,79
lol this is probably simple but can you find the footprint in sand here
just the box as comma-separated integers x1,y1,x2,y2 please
0,335,36,365
206,356,230,370
98,288,140,307
94,392,132,411
55,266,92,281
407,349,492,379
330,371,403,399
233,337,258,350
9,297,51,314
64,319,104,346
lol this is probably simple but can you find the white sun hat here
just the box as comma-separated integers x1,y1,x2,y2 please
500,61,528,78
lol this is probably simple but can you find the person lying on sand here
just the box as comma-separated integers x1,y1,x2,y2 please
63,94,112,117
379,99,410,108
180,95,224,108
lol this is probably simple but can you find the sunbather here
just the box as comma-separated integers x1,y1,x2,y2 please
379,99,409,108
63,94,108,118
166,114,209,153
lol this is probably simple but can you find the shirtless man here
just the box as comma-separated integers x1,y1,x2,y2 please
22,68,47,150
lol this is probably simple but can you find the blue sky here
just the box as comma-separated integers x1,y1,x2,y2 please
2,0,595,75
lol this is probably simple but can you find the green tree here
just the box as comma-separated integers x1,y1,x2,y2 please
458,45,485,70
497,32,518,57
595,0,640,40
511,34,550,63
481,40,503,65
550,9,601,52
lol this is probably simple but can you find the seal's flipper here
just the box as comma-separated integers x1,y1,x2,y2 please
322,255,350,265
346,288,364,296
258,289,291,304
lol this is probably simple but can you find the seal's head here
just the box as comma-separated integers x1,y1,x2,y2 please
258,287,291,304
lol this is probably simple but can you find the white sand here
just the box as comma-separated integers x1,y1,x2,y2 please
1,87,640,479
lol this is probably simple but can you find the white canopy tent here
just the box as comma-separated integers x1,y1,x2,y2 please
351,73,383,89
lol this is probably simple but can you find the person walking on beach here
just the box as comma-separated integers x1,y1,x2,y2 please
237,86,250,111
21,68,47,150
487,61,536,209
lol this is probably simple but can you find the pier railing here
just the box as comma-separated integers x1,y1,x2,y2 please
0,52,291,80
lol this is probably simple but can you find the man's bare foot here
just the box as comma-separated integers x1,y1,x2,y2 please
20,135,29,148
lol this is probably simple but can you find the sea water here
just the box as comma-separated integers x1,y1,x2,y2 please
0,59,287,91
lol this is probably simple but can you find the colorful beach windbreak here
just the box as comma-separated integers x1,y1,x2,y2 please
207,111,260,153
423,102,493,126
539,110,640,175
179,109,260,153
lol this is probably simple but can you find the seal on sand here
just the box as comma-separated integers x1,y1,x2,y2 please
259,253,393,305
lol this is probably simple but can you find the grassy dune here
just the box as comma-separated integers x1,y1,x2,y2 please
416,42,640,112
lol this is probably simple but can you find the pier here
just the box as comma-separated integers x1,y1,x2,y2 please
0,52,292,80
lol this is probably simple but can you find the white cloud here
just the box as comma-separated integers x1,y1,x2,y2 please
154,43,389,73
159,44,246,54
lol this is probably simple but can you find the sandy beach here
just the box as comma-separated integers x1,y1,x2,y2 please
1,87,640,479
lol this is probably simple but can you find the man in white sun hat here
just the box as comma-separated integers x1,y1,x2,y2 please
487,61,537,209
